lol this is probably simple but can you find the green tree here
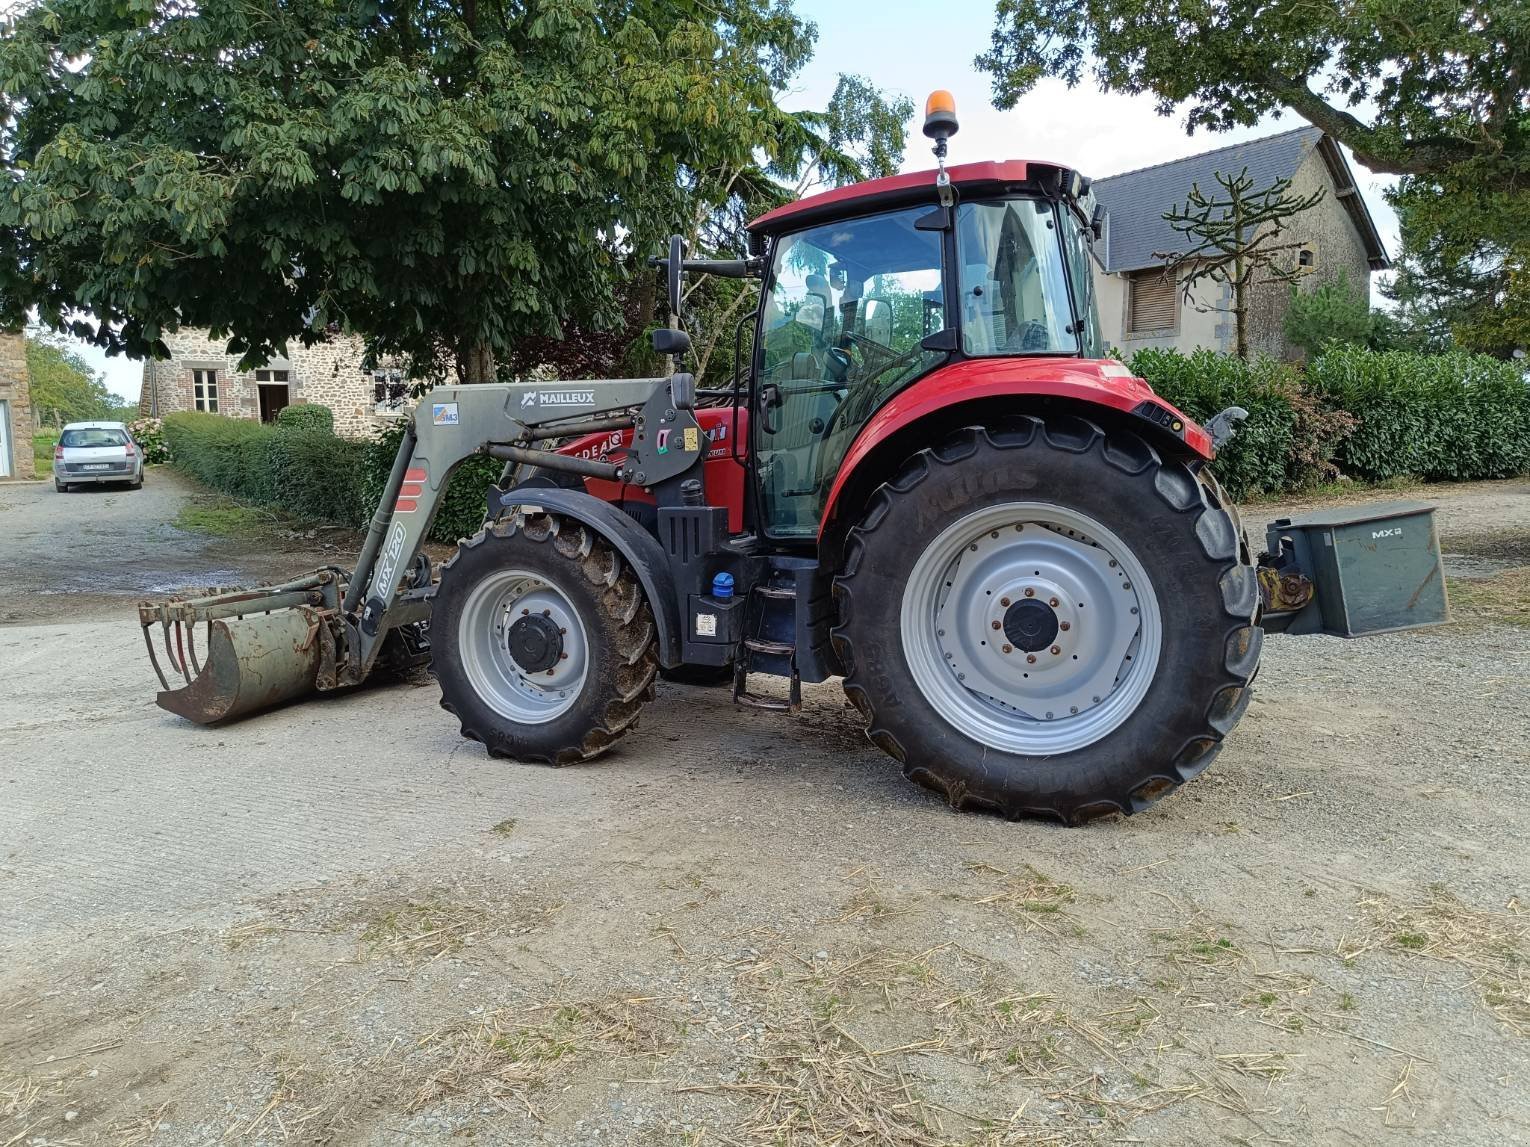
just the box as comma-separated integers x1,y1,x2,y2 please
1385,173,1529,358
0,0,867,383
1153,168,1325,359
24,335,115,427
976,0,1526,180
976,0,1529,356
1284,272,1373,358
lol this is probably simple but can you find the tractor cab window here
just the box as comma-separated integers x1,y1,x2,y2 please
757,207,947,538
955,200,1076,355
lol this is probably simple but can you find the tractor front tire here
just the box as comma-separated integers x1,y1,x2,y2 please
432,512,659,764
833,415,1261,824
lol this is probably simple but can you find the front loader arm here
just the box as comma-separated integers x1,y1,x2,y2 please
346,376,703,675
140,372,706,722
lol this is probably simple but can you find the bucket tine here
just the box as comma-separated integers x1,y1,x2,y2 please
142,619,171,691
186,619,203,677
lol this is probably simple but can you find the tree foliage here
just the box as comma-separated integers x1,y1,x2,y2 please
1384,169,1530,358
1284,272,1373,358
24,333,115,426
977,0,1528,180
0,0,903,384
1153,168,1324,359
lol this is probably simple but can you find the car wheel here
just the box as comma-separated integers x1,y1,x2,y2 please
55,479,69,493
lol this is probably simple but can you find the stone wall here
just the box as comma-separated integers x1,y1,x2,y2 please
1245,148,1375,361
0,330,36,480
138,329,398,438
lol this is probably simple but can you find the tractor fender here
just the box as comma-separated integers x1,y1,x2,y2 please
492,485,684,668
818,357,1212,538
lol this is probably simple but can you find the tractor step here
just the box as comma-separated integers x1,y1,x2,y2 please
732,576,802,716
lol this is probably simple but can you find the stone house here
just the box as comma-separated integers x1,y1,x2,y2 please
138,329,408,438
1090,127,1390,359
0,330,36,480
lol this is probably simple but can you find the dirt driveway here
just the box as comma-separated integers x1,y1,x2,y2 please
1,473,1527,1145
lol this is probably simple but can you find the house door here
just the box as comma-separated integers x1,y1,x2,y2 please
257,383,291,423
0,400,11,478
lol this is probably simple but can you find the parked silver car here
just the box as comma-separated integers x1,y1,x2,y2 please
54,421,144,491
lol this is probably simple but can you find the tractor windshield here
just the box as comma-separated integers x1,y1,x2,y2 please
756,206,949,537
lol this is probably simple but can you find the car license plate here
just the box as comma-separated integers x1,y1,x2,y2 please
84,463,113,470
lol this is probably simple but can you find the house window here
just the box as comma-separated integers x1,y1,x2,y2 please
1297,247,1317,271
255,369,291,423
192,369,219,413
1127,272,1177,333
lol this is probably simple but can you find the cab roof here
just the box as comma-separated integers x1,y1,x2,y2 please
748,160,1080,237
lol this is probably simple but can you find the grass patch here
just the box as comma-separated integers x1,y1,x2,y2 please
359,899,496,963
1447,568,1530,628
490,818,517,837
32,431,57,474
1353,886,1528,1034
409,994,680,1119
173,497,284,538
963,861,1080,932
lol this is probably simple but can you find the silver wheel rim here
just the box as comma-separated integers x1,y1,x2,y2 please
458,568,589,725
900,502,1162,756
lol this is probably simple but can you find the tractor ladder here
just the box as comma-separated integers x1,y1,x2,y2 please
732,574,802,715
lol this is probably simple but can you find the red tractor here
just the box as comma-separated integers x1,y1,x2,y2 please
142,94,1333,823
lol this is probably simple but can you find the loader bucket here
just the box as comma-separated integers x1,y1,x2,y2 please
154,611,325,723
139,572,345,726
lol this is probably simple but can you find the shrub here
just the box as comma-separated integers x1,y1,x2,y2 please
1283,272,1373,357
364,422,500,544
276,403,335,433
1307,346,1530,481
1125,348,1350,500
163,413,280,503
164,412,368,525
268,429,369,524
128,416,171,464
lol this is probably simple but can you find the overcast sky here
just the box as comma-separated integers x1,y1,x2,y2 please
69,0,1397,402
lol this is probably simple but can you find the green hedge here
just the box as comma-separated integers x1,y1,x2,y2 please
276,403,335,433
363,423,501,543
164,411,496,543
1306,346,1530,482
1129,346,1530,500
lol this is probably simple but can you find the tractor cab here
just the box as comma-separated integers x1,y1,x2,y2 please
747,165,1105,537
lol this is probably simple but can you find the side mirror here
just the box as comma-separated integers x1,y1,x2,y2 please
667,234,684,318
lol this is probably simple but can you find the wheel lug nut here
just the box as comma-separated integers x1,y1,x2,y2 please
1002,644,1013,654
991,620,1002,630
1024,588,1035,598
521,608,530,615
1048,597,1059,607
1059,621,1071,631
1000,597,1011,607
1026,654,1036,664
1050,645,1061,655
559,652,568,660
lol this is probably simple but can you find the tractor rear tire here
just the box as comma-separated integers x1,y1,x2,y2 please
432,512,659,764
832,415,1261,824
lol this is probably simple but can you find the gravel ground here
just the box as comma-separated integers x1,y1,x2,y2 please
1,472,1526,1146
